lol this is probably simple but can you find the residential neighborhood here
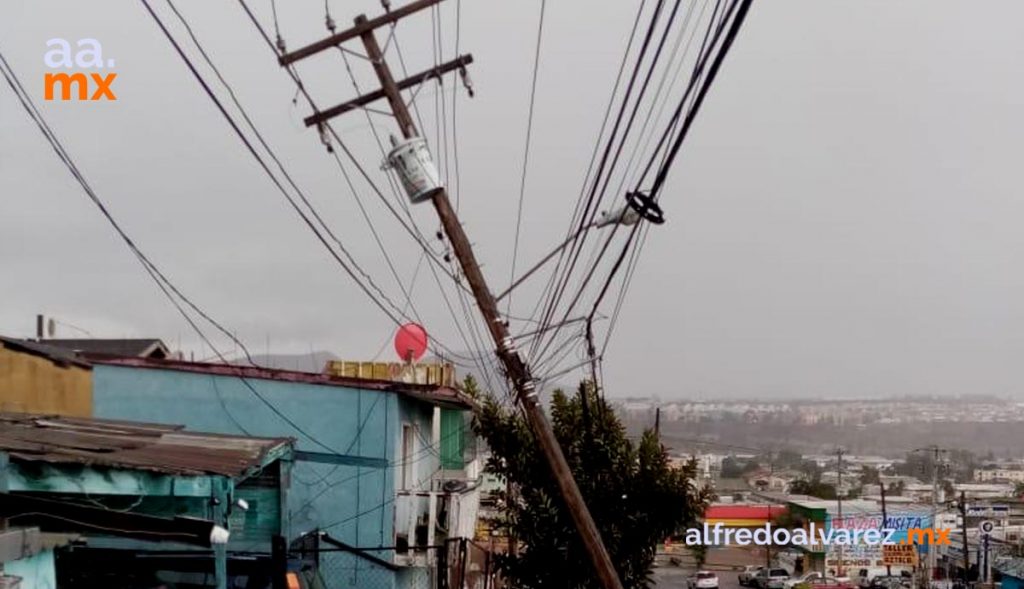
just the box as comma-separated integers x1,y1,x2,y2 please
2,1,1022,589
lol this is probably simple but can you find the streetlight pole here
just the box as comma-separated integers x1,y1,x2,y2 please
494,205,640,303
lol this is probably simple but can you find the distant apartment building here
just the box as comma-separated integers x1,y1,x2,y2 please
976,468,1024,483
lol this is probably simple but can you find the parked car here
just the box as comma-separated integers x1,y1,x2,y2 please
688,571,720,589
867,575,909,589
785,572,825,589
755,568,791,589
808,577,858,589
740,566,766,586
855,569,890,589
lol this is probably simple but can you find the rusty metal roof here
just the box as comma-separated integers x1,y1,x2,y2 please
92,356,475,410
0,412,292,478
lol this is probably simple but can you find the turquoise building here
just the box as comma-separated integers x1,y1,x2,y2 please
89,357,479,589
0,411,293,589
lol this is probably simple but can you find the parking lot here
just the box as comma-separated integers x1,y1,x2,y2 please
654,546,763,589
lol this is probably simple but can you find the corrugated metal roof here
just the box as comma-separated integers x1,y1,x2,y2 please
0,412,292,478
93,356,475,409
0,336,91,369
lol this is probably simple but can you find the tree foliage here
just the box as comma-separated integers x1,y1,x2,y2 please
721,456,760,478
473,381,710,589
789,478,837,499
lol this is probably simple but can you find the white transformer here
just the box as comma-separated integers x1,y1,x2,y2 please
386,136,443,204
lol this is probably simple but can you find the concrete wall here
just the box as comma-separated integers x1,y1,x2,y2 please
0,344,91,417
92,364,403,549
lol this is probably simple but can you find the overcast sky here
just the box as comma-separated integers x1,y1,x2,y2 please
2,1,1023,400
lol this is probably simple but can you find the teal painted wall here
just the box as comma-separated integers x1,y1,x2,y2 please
4,549,56,589
92,365,398,551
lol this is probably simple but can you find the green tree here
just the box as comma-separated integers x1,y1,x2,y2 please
690,543,708,569
799,460,823,481
473,381,710,589
789,478,837,499
721,456,746,478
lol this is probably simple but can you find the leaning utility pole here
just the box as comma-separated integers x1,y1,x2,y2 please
279,4,625,589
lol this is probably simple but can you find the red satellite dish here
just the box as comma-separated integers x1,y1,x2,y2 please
394,323,428,362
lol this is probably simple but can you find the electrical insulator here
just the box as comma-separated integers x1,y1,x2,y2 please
459,67,475,98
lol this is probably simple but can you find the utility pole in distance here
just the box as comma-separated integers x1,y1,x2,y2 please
836,447,845,577
880,483,891,577
279,5,625,589
958,491,970,588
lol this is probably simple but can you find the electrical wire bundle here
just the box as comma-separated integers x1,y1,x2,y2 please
519,0,754,392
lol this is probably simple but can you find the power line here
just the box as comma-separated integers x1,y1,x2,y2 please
0,50,258,368
150,0,485,372
519,0,650,358
164,1,420,328
533,0,719,368
145,0,406,325
235,0,496,376
507,0,547,315
237,0,469,297
528,0,673,361
0,46,347,458
542,0,751,386
588,0,752,371
323,21,494,374
291,413,479,522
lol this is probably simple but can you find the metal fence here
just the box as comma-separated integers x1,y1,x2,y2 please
440,538,502,589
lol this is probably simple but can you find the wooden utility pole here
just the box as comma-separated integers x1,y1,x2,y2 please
958,491,970,587
880,483,891,577
836,448,845,577
279,5,625,589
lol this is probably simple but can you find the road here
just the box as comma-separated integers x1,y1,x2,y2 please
654,545,763,589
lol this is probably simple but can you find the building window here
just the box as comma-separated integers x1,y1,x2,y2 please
439,409,465,470
401,424,415,490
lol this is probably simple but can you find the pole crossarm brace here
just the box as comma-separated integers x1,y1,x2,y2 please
278,0,443,66
304,55,474,127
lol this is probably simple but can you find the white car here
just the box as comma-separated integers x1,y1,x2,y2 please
755,568,792,589
740,566,766,587
688,571,720,589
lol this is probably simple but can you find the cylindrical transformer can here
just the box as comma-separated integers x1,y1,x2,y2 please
386,137,443,204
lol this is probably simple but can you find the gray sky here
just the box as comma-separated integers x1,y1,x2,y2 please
2,1,1023,399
